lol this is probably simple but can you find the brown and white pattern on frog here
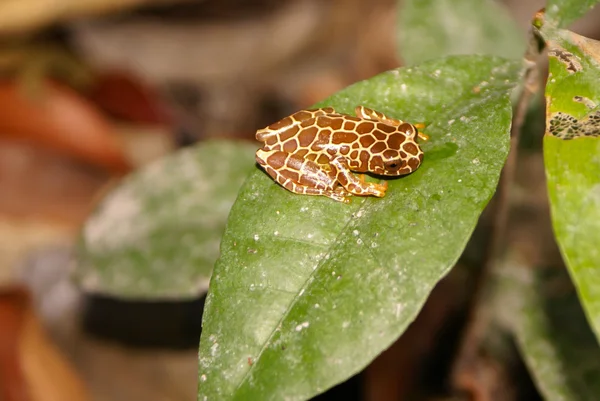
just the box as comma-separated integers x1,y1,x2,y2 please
255,105,426,203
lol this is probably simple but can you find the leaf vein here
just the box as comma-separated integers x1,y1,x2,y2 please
232,197,369,394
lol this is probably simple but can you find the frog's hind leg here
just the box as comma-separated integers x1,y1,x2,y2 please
355,106,429,141
413,123,429,141
355,106,402,126
295,183,350,203
255,107,337,142
256,149,350,203
330,157,388,198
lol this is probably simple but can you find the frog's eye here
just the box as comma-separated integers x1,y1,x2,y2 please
385,160,402,170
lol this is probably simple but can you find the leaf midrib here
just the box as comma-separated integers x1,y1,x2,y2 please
231,196,370,396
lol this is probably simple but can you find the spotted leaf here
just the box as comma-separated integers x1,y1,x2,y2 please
537,18,600,342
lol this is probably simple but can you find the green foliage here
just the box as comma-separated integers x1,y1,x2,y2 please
197,55,521,400
539,13,600,341
398,0,525,65
75,141,256,299
545,137,600,338
73,0,600,400
545,0,599,28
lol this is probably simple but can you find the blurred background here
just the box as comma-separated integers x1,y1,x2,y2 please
1,0,599,400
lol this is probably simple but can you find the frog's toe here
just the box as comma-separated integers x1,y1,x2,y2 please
327,191,351,203
333,187,351,196
369,182,388,197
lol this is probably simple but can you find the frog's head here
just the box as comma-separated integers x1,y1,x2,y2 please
371,123,424,176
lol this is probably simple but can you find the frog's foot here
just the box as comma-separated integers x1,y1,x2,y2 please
330,157,389,198
347,181,387,198
371,181,388,196
330,186,351,202
359,181,388,197
295,186,350,203
355,174,388,196
413,123,429,141
325,189,351,204
348,180,388,197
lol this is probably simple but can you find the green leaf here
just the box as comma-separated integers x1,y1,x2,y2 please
541,26,600,341
545,0,599,29
198,55,522,400
397,0,525,65
75,140,257,299
545,137,600,339
503,264,600,400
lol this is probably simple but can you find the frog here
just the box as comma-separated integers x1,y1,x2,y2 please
255,105,428,203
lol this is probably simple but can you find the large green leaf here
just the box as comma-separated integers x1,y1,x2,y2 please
198,55,522,400
502,264,600,400
75,140,257,299
540,26,600,341
397,0,525,65
545,0,599,29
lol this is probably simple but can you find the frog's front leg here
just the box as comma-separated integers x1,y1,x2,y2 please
256,149,350,203
330,157,388,198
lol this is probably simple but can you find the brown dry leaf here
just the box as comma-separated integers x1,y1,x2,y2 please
0,80,131,174
89,70,171,125
19,290,90,401
0,286,90,401
0,287,29,401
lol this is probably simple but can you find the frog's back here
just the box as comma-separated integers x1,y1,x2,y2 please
255,107,336,144
271,115,408,167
